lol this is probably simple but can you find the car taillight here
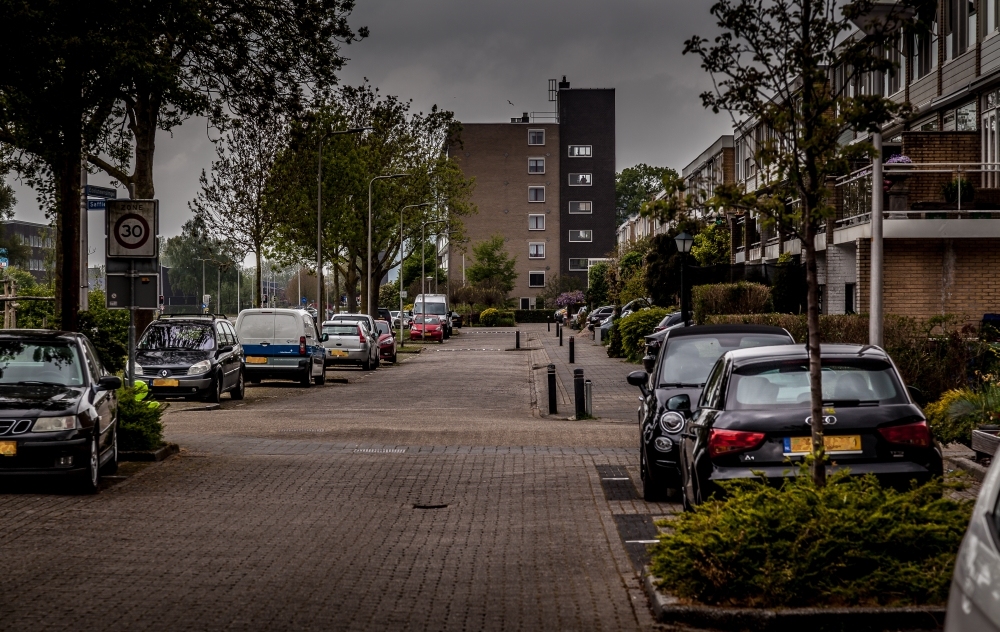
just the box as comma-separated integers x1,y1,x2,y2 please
708,429,766,458
299,336,306,355
358,326,365,344
878,420,931,448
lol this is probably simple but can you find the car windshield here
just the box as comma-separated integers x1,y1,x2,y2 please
727,358,907,409
0,340,84,386
323,324,360,336
139,324,215,351
414,315,438,324
414,302,447,315
659,334,791,386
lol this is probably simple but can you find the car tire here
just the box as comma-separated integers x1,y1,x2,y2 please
100,428,118,475
362,355,373,371
313,367,326,385
300,367,313,387
206,371,223,403
640,448,666,502
77,435,100,494
391,352,398,363
230,370,245,400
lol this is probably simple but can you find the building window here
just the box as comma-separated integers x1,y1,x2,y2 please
989,0,1000,35
912,115,939,131
528,271,545,287
569,201,592,214
568,230,593,242
568,173,592,186
528,129,545,145
528,242,545,258
528,214,545,230
943,0,976,59
568,145,592,157
885,33,905,95
528,186,545,202
528,158,545,174
568,258,589,271
913,17,938,78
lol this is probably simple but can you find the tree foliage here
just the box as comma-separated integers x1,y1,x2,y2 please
616,164,674,225
691,222,731,266
466,234,517,297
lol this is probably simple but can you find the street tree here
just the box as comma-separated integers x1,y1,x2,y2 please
191,116,285,307
616,164,675,226
466,234,517,299
681,0,929,484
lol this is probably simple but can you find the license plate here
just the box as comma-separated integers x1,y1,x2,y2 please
785,435,862,454
328,349,348,357
246,356,267,364
0,440,15,456
152,378,179,387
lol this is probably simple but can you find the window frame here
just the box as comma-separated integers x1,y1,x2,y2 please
568,173,593,186
528,271,546,287
568,258,589,271
528,129,545,146
528,186,545,203
528,214,546,231
568,230,593,243
528,157,545,174
568,145,592,158
528,242,546,259
568,201,592,214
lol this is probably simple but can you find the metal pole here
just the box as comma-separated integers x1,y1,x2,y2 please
236,262,240,313
573,368,585,418
368,177,373,319
547,364,557,414
569,335,575,363
870,131,884,346
584,379,593,417
516,330,520,349
217,265,221,315
318,139,323,316
559,324,563,346
421,223,425,343
680,252,687,323
400,207,405,347
298,264,301,309
128,259,136,387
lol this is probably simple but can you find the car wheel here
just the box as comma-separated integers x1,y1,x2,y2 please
77,435,100,494
300,367,313,387
391,352,398,363
313,366,326,385
230,370,245,400
206,370,223,403
100,428,118,475
640,447,666,502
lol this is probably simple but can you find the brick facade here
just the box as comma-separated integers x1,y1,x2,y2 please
899,132,980,205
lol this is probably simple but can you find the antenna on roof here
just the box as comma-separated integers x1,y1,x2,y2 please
548,79,557,102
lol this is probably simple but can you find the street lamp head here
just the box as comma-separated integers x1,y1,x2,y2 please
674,231,694,254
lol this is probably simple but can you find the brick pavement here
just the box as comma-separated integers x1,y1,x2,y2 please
0,328,674,632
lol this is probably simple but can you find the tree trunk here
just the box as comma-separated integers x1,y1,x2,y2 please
345,261,357,313
55,149,82,332
254,248,262,308
131,92,159,199
333,247,340,314
803,221,826,486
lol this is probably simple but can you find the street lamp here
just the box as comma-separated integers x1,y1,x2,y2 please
420,219,447,342
196,257,210,313
674,231,694,324
318,127,370,317
368,173,409,318
398,202,434,347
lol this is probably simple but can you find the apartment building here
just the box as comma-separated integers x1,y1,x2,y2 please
2,219,54,282
447,78,615,308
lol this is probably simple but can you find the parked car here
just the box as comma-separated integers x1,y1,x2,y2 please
451,311,463,329
374,320,398,363
674,344,943,509
620,297,652,319
377,307,393,323
325,312,377,337
643,311,686,356
411,314,444,342
235,308,327,386
626,325,795,501
414,294,451,338
321,320,378,370
0,330,122,493
946,455,1000,631
391,311,409,329
587,305,615,328
571,306,589,328
136,314,245,402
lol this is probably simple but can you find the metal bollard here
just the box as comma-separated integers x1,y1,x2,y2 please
595,326,602,345
556,321,560,337
516,330,521,349
559,325,563,346
569,335,575,363
584,379,593,417
547,364,557,414
547,319,551,332
573,369,586,418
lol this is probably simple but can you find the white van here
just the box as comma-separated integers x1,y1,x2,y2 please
234,308,327,386
413,294,450,338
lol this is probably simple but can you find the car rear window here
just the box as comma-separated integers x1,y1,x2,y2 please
323,324,360,336
414,302,447,315
274,314,300,339
659,334,791,386
239,314,274,339
727,358,907,409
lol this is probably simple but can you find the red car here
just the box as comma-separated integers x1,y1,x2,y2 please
410,315,444,342
374,320,398,363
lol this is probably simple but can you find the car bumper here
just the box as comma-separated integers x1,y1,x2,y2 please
379,347,394,359
323,348,367,365
0,434,90,474
710,459,939,484
244,358,311,379
139,374,213,396
410,331,443,340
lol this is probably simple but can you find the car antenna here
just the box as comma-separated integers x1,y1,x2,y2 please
856,344,876,355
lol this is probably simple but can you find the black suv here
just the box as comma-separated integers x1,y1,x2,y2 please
135,315,245,402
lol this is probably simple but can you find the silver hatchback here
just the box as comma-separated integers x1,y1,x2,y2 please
321,320,378,370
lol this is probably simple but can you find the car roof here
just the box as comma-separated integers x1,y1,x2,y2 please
664,324,792,340
0,329,81,341
725,343,890,368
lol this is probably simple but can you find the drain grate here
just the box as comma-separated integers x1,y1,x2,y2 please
413,503,448,509
614,514,660,571
595,464,637,501
353,448,407,454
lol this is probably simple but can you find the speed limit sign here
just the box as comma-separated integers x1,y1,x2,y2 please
107,200,158,258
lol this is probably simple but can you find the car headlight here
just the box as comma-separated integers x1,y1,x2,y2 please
188,360,212,375
33,416,78,432
659,411,685,434
133,363,144,375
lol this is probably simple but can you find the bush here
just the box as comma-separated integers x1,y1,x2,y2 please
479,308,515,327
692,282,772,323
616,307,668,361
513,309,550,323
606,320,624,358
116,383,166,451
650,471,971,608
925,389,972,446
77,289,129,374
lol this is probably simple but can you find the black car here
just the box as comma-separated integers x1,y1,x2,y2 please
0,330,121,493
451,312,463,329
377,307,393,323
676,344,943,509
627,324,795,501
587,305,614,329
642,311,685,355
135,315,244,402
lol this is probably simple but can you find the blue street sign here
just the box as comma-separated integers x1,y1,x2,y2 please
87,199,105,211
301,296,307,305
0,258,8,269
85,185,117,199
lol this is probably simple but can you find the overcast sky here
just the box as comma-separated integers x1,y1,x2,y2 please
6,0,732,265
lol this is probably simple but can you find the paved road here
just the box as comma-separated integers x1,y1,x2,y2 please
0,328,673,631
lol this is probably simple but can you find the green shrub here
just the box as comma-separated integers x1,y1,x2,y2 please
606,320,624,358
77,289,129,374
925,389,973,446
513,309,550,323
650,471,971,608
479,308,501,326
692,282,772,323
116,383,166,451
617,307,668,361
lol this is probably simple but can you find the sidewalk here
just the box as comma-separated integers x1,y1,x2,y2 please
522,323,640,423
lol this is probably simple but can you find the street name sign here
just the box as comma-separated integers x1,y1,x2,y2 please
86,185,117,199
107,200,158,258
87,199,106,211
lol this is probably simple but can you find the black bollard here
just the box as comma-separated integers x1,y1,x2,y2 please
547,318,551,332
556,321,560,337
559,325,563,347
573,368,586,418
547,364,557,414
516,330,521,349
569,336,575,363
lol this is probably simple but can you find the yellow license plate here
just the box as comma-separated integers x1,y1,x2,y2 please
787,435,861,454
246,356,267,364
152,378,179,387
0,440,15,456
328,349,349,357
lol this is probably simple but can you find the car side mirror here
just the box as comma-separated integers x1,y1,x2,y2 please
219,345,234,353
321,333,329,342
626,370,649,396
667,394,691,413
98,376,122,391
642,354,656,373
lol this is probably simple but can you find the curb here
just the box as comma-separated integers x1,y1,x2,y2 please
642,570,946,631
945,455,988,482
120,443,179,462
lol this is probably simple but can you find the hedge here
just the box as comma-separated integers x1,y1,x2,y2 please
692,282,772,323
513,309,551,323
617,308,669,361
117,383,166,451
479,308,515,327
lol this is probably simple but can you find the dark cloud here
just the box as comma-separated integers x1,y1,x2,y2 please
7,0,732,257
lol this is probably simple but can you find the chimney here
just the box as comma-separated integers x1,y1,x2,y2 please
521,112,529,123
558,75,570,89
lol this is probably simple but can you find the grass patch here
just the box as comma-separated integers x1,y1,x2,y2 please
650,470,971,608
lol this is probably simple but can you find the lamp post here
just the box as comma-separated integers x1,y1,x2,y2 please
421,219,447,342
674,231,694,324
399,202,433,347
318,128,369,317
870,132,884,346
196,257,210,313
368,173,409,318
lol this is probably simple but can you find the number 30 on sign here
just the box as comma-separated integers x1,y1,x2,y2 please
106,200,158,258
